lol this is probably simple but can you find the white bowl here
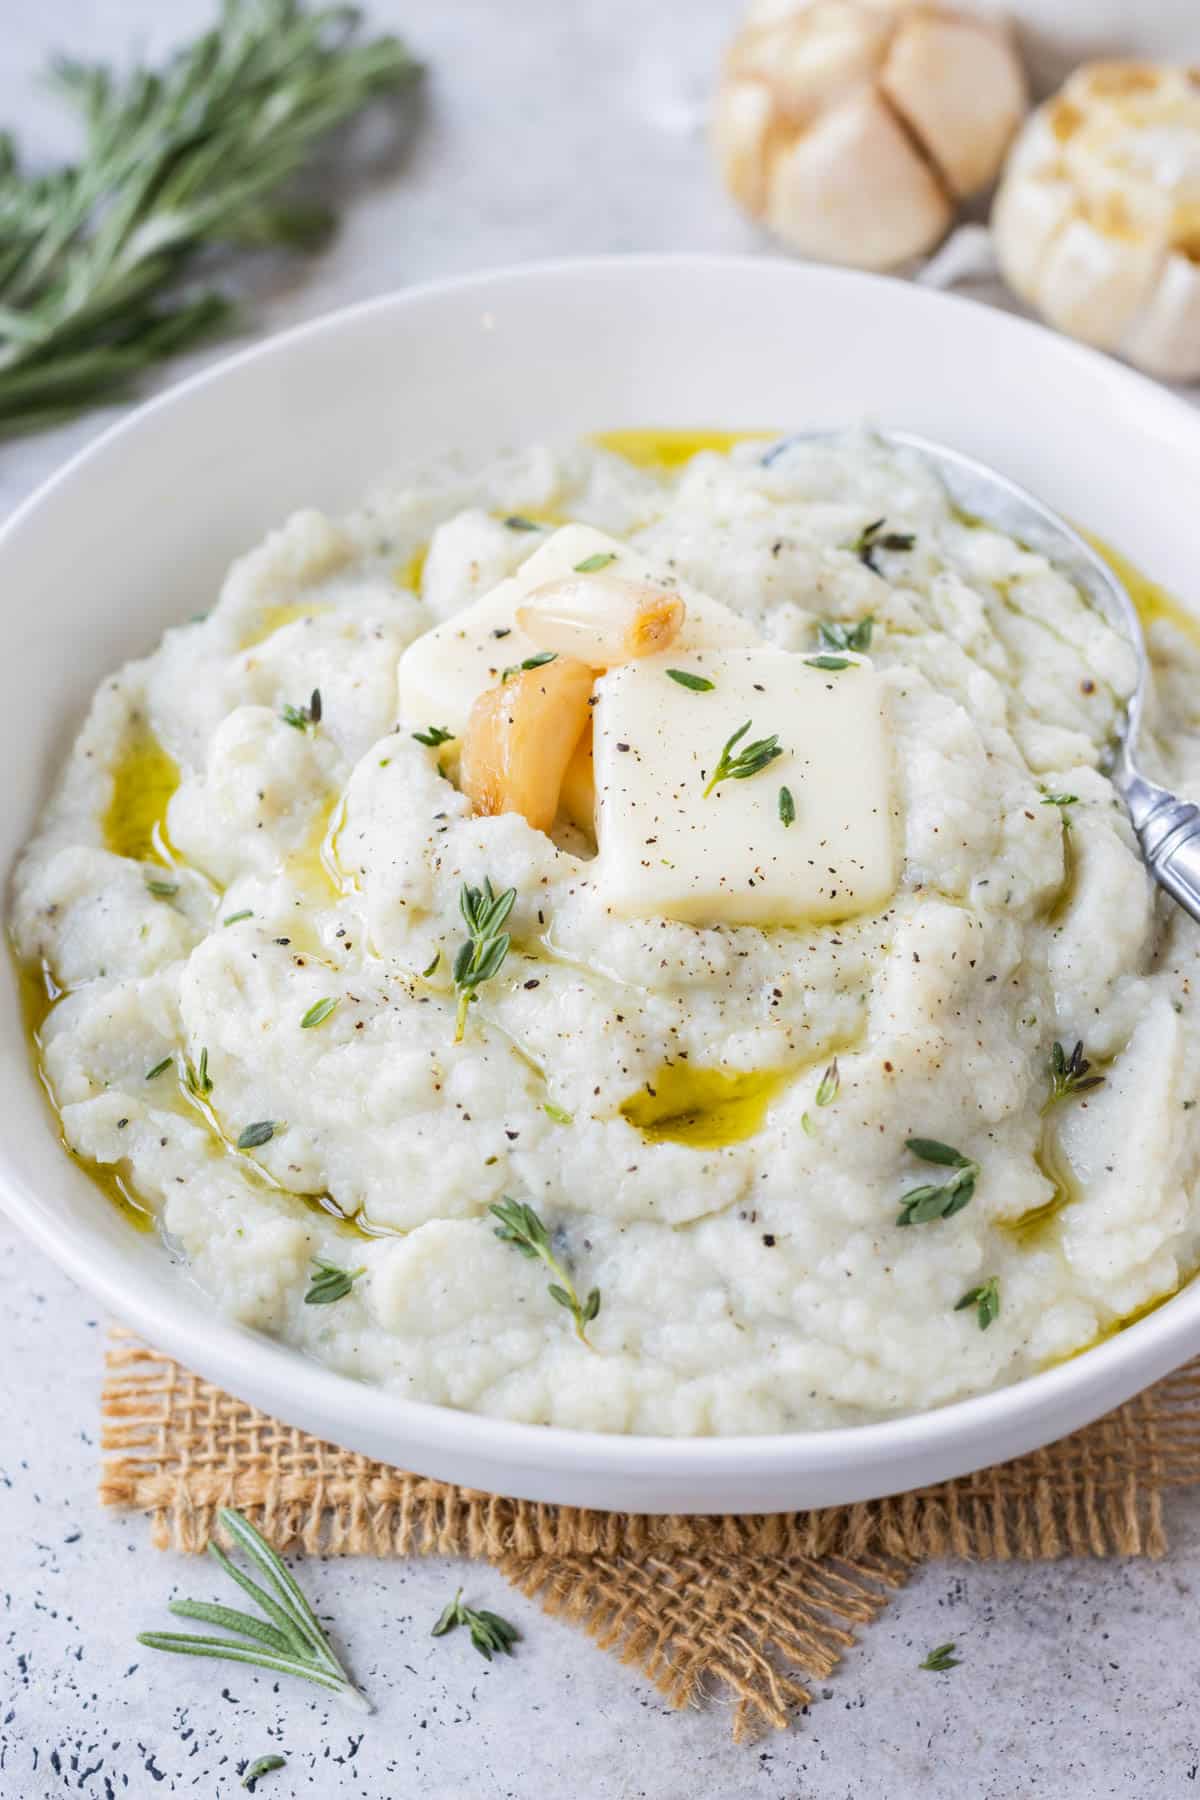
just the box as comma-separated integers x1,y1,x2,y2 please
4,255,1200,1513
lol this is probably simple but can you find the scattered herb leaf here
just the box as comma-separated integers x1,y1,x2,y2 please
1041,791,1079,810
304,1258,365,1306
138,1506,369,1711
801,1111,817,1137
281,689,321,733
956,1276,1000,1330
184,1047,212,1099
504,515,541,532
452,878,516,1041
145,877,179,899
243,1754,287,1791
413,724,454,747
815,1059,839,1107
1043,1039,1105,1113
896,1138,980,1227
421,950,441,978
920,1642,960,1672
543,1101,573,1125
490,1197,600,1346
145,1055,173,1081
666,669,715,692
237,1120,277,1151
431,1588,520,1661
501,649,558,683
778,785,795,827
702,720,783,798
819,615,874,652
300,997,338,1030
804,655,851,671
223,910,253,926
853,518,915,574
574,551,616,572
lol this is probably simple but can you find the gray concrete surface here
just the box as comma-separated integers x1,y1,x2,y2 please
2,3,1199,1795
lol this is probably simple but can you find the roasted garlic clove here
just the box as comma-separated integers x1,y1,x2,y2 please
459,653,594,834
713,0,1028,270
516,575,685,668
993,63,1200,379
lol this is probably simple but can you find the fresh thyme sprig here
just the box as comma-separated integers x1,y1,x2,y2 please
896,1137,980,1227
432,1589,520,1661
819,615,874,652
412,724,455,747
702,720,783,798
955,1275,1000,1330
281,689,321,732
920,1642,961,1672
852,518,915,574
1043,1040,1104,1113
489,1198,600,1346
138,1505,369,1712
0,2,421,436
184,1046,212,1098
304,1257,365,1305
452,878,516,1041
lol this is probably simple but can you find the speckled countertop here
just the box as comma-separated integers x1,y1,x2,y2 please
3,3,1200,1795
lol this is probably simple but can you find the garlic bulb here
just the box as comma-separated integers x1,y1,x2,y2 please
993,63,1200,380
712,0,1028,270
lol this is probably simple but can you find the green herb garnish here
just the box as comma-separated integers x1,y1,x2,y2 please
1043,1039,1104,1113
431,1588,520,1661
145,877,179,899
896,1137,980,1227
702,720,783,798
815,1059,839,1107
919,1642,960,1672
138,1505,369,1712
504,515,541,532
778,785,796,826
574,552,616,572
819,616,874,652
304,1258,365,1305
0,4,420,438
956,1276,1000,1330
852,518,915,574
1041,791,1079,810
490,1198,600,1346
299,997,338,1030
223,910,253,926
804,655,851,671
801,1111,817,1137
237,1120,277,1150
666,669,715,692
280,689,321,732
500,650,558,683
452,878,516,1041
184,1047,212,1099
421,950,441,978
413,725,454,747
543,1100,573,1125
145,1055,173,1082
243,1754,287,1791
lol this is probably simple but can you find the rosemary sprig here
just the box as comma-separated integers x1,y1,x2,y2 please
281,689,321,732
896,1137,980,1227
818,615,874,652
1043,1040,1104,1113
412,724,455,747
432,1589,520,1661
490,1198,600,1346
852,518,915,574
243,1755,287,1791
702,720,783,798
138,1505,369,1712
452,878,516,1041
955,1276,1000,1330
920,1642,960,1672
0,2,421,436
304,1257,365,1305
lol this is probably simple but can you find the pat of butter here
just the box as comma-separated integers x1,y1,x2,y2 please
396,524,759,737
593,649,897,926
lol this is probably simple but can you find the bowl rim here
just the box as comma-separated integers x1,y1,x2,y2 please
5,249,1200,1485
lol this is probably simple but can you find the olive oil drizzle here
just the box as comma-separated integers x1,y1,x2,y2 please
593,428,776,471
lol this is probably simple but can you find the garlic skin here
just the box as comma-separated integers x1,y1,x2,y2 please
993,63,1200,380
712,0,1028,270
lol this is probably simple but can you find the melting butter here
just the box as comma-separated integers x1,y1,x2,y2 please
103,720,179,865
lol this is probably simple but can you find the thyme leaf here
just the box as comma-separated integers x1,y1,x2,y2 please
1041,791,1079,810
281,689,321,733
304,1258,365,1305
184,1047,212,1099
412,724,454,747
431,1588,520,1661
452,878,516,1041
896,1138,979,1227
490,1197,600,1346
138,1506,369,1712
955,1276,1000,1330
1043,1039,1105,1113
920,1642,961,1672
243,1754,287,1790
574,552,616,572
223,909,253,926
666,669,715,692
778,785,796,827
815,1059,839,1107
543,1100,573,1125
804,655,851,671
421,950,441,978
237,1120,277,1150
145,1055,173,1081
501,650,557,683
504,515,541,532
852,518,915,575
145,877,179,898
819,615,874,652
299,997,338,1030
702,720,783,798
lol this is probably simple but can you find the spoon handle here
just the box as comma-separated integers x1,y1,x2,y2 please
1126,782,1200,927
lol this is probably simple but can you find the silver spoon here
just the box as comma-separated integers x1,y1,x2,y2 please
764,428,1200,926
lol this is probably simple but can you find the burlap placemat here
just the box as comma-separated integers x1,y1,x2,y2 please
99,1333,1200,1740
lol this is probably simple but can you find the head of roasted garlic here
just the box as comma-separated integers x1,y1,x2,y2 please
993,62,1200,379
712,0,1028,270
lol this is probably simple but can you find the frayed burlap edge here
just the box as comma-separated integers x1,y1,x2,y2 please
100,1334,1200,1737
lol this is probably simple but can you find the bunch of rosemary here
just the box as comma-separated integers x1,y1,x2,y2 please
0,0,420,435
